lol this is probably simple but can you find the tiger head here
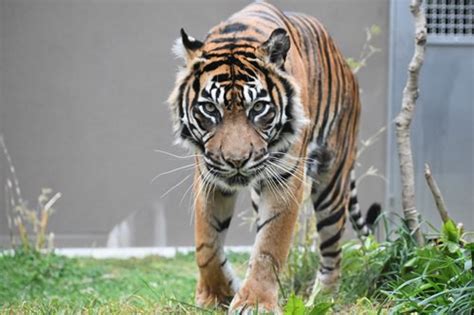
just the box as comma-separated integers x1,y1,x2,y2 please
168,28,308,190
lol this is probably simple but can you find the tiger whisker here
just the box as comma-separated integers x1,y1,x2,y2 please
261,168,284,206
189,166,212,226
153,148,203,159
150,163,196,183
180,162,205,206
269,168,296,207
266,160,307,186
266,161,305,204
263,168,286,205
161,174,192,199
181,181,195,206
265,165,299,207
192,166,214,210
262,165,293,207
269,152,318,164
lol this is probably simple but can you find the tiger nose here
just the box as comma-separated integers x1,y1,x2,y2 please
224,153,252,169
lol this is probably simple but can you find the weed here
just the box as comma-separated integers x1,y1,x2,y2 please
1,135,60,252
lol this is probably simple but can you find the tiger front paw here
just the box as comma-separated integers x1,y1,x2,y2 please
195,279,236,308
228,278,280,314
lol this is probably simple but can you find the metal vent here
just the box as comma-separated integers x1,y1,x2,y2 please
426,0,473,37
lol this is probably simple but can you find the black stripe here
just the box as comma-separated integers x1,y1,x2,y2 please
313,117,352,211
200,55,260,80
320,227,343,251
220,258,228,267
308,22,324,143
211,216,232,232
350,180,356,190
257,212,282,233
180,125,204,152
198,250,217,268
220,22,248,34
313,158,345,210
319,263,335,272
349,195,358,206
299,16,318,91
196,242,214,252
251,200,259,213
325,43,343,140
316,207,345,231
209,36,259,44
317,32,333,144
202,59,227,72
322,249,342,258
192,111,210,132
320,257,341,273
350,211,362,221
318,173,349,215
176,80,188,120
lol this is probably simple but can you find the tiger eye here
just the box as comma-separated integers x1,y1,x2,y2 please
252,102,266,113
203,103,216,113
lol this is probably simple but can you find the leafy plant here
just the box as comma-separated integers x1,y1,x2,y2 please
377,220,473,314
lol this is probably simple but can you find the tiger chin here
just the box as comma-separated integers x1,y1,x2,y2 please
168,2,380,314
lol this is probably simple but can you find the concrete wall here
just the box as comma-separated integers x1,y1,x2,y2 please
387,0,474,232
0,0,389,247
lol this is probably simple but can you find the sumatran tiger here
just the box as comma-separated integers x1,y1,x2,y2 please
168,1,380,312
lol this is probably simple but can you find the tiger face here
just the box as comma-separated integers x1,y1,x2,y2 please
168,28,307,190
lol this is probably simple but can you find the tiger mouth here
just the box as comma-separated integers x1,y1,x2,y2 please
207,163,268,187
225,173,251,186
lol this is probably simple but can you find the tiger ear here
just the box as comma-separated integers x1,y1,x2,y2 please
260,28,290,68
173,28,204,62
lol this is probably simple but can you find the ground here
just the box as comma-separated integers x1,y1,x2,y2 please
0,250,383,314
0,223,472,314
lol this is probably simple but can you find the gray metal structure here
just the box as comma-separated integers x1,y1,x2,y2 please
387,0,473,231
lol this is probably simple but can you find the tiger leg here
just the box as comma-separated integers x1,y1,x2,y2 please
311,178,349,292
194,173,240,307
229,172,304,313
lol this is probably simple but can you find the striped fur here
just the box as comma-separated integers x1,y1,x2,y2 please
168,2,379,312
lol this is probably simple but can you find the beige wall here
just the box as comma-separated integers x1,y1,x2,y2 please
0,0,389,247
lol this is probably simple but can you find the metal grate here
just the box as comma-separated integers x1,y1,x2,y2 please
426,0,474,36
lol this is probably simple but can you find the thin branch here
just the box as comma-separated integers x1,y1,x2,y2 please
424,163,449,224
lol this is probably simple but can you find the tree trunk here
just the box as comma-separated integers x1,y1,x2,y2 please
394,0,427,246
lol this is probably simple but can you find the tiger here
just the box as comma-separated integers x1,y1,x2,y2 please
168,1,380,313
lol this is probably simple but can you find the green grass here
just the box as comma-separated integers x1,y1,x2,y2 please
0,250,249,314
1,220,472,314
0,249,385,314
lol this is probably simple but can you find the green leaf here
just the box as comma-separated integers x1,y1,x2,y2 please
446,241,460,254
283,293,306,315
419,283,433,291
403,257,418,270
370,24,381,36
465,242,474,250
308,302,333,315
442,219,460,244
345,57,361,71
